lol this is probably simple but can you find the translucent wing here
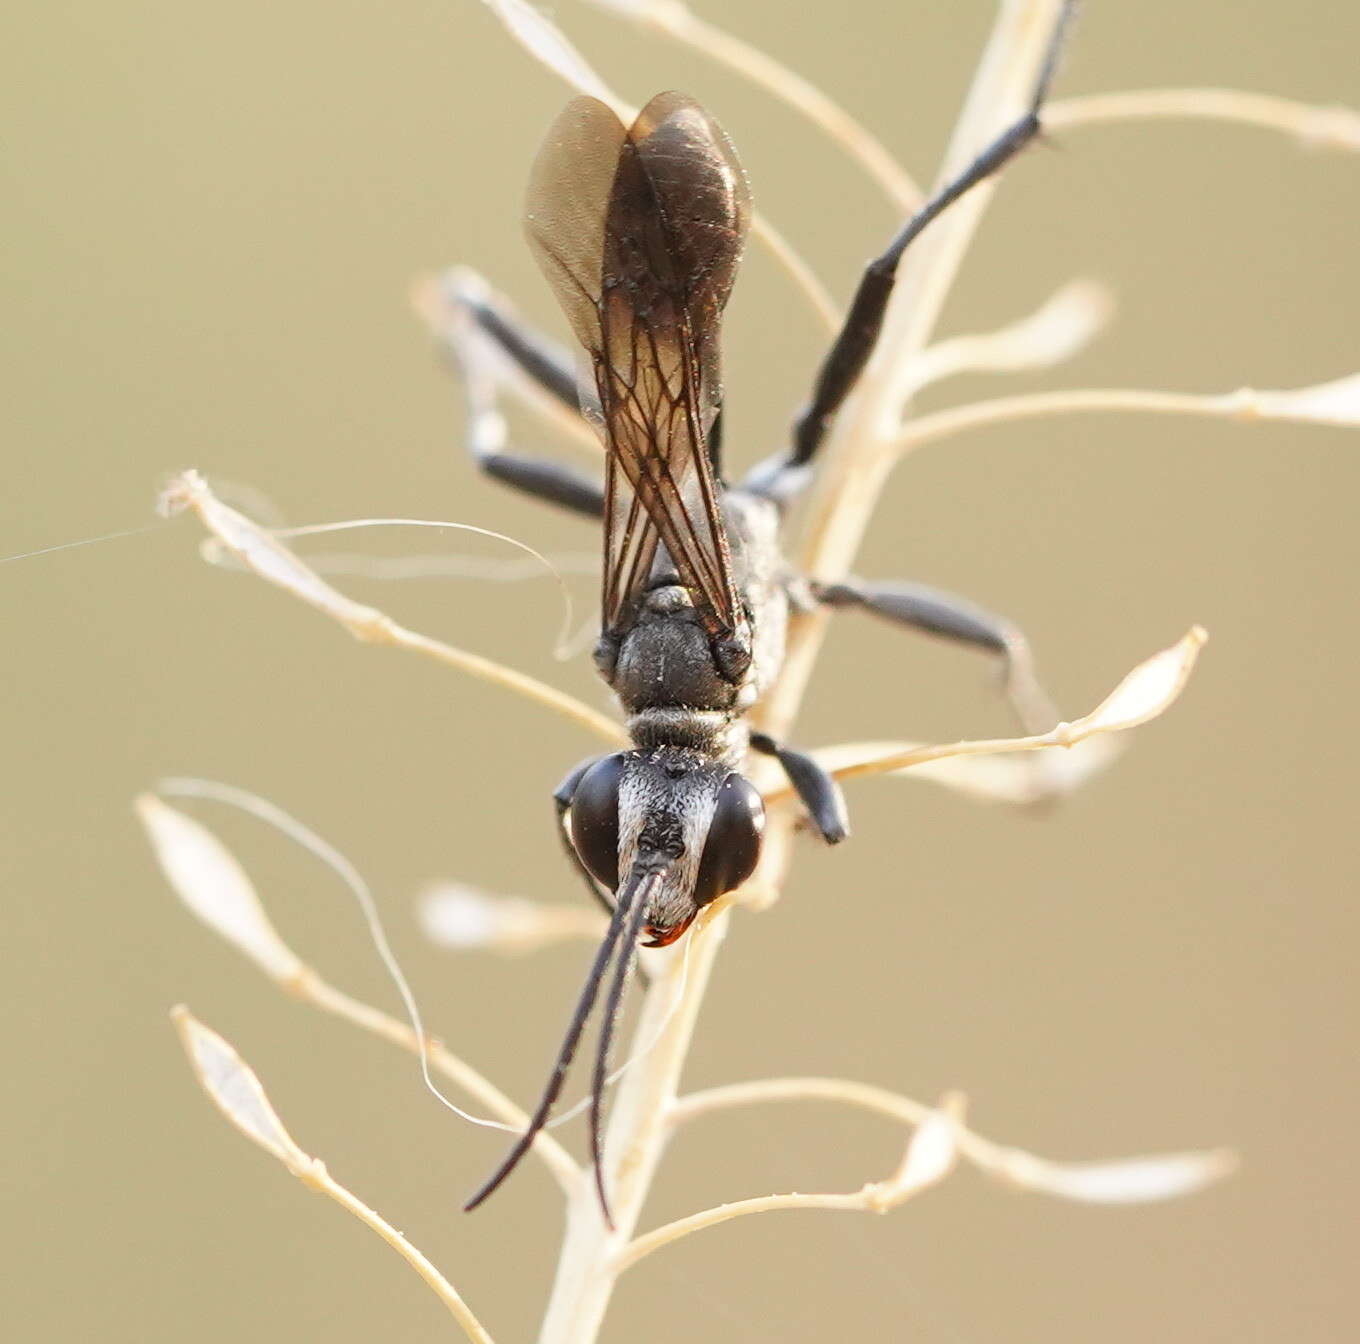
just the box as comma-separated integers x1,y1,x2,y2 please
524,93,751,647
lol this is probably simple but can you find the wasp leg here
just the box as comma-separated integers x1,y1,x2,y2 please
477,454,604,519
458,285,582,413
744,0,1076,506
810,577,1058,734
749,733,849,845
428,273,605,519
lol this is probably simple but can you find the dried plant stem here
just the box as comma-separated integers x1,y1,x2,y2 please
772,714,1126,795
175,1007,496,1343
674,1076,1038,1179
359,618,625,744
538,5,1067,1340
614,1187,889,1272
671,1077,1236,1205
900,279,1113,397
677,1075,942,1131
1046,87,1360,149
164,471,625,746
893,384,1315,452
766,623,1206,795
611,1090,963,1273
752,213,840,330
305,1162,497,1343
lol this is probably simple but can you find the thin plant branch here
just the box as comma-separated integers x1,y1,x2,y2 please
421,882,609,953
750,213,840,330
672,1076,1235,1204
263,517,578,655
807,733,1125,807
1046,87,1360,150
614,1187,895,1271
272,548,599,585
586,0,923,209
900,278,1113,398
893,375,1360,455
137,789,579,1190
614,1099,963,1272
766,627,1205,798
674,1076,955,1136
314,1176,496,1344
159,471,624,746
480,0,840,330
172,1008,497,1344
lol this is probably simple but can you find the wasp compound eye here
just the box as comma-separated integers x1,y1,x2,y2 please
570,753,629,890
694,774,765,907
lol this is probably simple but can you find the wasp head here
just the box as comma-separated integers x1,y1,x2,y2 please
463,746,765,1221
568,747,765,944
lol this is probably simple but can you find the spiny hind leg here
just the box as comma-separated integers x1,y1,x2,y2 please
809,576,1058,734
420,269,604,519
744,0,1077,505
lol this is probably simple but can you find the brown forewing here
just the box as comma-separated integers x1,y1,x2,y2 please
523,92,751,641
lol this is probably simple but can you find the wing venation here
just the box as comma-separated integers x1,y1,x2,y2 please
524,92,751,644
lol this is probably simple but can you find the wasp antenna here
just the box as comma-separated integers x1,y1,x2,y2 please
588,870,657,1227
463,881,636,1212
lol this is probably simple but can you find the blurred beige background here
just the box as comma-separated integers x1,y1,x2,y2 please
4,2,1358,1341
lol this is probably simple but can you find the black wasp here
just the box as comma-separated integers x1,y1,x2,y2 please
440,6,1073,1220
